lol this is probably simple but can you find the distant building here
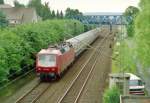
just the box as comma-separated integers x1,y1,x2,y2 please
0,4,12,8
0,7,41,26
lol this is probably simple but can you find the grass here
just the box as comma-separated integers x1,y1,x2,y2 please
103,86,120,103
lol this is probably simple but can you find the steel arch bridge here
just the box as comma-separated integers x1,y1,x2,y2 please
72,12,127,25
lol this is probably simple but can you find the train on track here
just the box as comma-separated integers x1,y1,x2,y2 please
36,28,100,80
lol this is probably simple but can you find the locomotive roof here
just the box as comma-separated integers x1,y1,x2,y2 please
38,48,61,55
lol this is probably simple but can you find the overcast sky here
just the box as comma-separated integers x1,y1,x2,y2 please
4,0,140,13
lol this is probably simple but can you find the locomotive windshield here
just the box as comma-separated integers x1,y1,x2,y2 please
38,54,56,67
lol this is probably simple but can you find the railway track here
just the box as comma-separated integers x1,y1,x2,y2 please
15,82,51,103
77,33,113,103
33,36,105,103
57,31,111,103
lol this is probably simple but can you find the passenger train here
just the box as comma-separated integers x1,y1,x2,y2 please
36,28,100,80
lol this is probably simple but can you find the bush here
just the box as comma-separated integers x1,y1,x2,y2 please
103,86,120,103
135,0,150,68
0,19,84,83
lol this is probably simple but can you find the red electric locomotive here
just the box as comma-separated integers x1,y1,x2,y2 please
36,28,100,80
36,43,75,80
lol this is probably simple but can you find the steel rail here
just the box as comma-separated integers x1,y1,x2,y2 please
14,82,51,103
30,84,51,103
14,81,41,103
73,51,99,103
74,33,112,103
57,31,111,103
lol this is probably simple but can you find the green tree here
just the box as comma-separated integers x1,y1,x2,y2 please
0,11,8,28
0,0,4,4
41,2,51,20
135,0,150,67
14,0,25,7
65,8,83,19
124,6,139,37
56,10,60,19
60,10,64,19
28,0,52,20
124,6,139,23
28,0,43,17
51,10,55,18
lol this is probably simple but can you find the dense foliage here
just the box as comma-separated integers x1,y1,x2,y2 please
0,20,84,83
103,86,120,103
28,0,63,20
135,0,150,68
28,0,43,16
65,8,83,19
0,0,4,4
123,6,139,37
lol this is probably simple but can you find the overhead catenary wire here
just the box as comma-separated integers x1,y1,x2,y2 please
64,26,117,61
63,27,112,54
0,68,35,91
63,23,100,49
0,65,32,84
63,26,121,67
65,28,100,48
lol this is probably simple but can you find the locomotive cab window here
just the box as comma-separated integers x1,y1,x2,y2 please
38,54,56,67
